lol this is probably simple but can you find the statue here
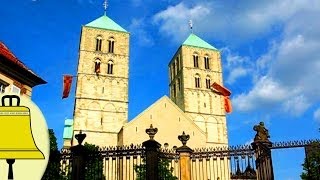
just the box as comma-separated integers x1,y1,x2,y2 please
253,122,270,142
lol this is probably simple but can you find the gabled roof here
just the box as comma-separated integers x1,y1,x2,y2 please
125,96,205,135
0,42,32,74
0,42,46,86
182,33,217,50
85,15,127,33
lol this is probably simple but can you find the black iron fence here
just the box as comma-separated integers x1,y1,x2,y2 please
189,145,256,180
45,123,319,180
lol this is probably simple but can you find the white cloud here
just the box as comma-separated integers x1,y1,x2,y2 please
153,2,210,42
129,18,154,47
152,1,320,43
283,95,311,117
314,108,320,122
221,48,253,85
226,67,248,84
232,8,320,116
152,1,320,117
233,77,288,111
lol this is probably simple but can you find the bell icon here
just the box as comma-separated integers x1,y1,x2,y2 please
0,95,44,179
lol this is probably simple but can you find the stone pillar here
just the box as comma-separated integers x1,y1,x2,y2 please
70,131,87,180
251,122,274,180
142,124,161,180
176,131,193,180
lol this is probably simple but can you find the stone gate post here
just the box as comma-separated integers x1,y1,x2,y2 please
142,124,161,180
176,131,193,180
251,122,274,180
70,131,87,180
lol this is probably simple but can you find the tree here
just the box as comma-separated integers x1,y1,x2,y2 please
83,143,105,180
42,129,105,180
301,142,320,180
42,129,64,180
134,158,178,180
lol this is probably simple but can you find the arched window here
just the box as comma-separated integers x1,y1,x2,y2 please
94,58,101,73
177,78,181,91
95,36,102,51
195,74,200,88
107,60,114,74
204,55,210,69
176,56,180,73
108,37,115,53
172,62,176,76
172,83,176,97
206,76,211,89
193,53,199,68
170,66,173,80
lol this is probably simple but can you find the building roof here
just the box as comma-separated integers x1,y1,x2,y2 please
63,119,74,139
0,42,46,86
0,42,32,73
182,33,217,50
85,14,127,33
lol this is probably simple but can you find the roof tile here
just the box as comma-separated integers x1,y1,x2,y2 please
182,33,217,50
85,15,127,33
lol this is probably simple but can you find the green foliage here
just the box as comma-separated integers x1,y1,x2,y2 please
42,129,64,180
134,158,178,180
42,129,105,180
83,143,105,180
301,142,320,180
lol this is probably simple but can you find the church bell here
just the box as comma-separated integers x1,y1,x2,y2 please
0,95,44,179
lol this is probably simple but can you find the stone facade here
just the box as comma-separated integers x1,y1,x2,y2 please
72,26,129,147
169,46,228,146
0,73,33,97
119,96,207,148
69,15,228,150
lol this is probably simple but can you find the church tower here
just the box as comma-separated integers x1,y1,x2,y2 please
169,33,228,146
71,13,129,147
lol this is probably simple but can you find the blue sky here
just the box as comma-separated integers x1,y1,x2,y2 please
1,0,319,179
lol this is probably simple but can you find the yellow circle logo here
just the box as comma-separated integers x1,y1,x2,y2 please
0,94,49,180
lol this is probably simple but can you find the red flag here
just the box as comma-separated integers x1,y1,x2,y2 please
211,82,231,96
210,82,232,113
95,62,101,73
224,96,232,113
63,75,73,99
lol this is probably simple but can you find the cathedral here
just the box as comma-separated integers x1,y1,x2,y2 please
63,11,229,150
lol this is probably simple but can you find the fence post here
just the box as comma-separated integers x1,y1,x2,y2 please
251,122,274,180
70,130,87,180
142,124,161,180
176,131,193,180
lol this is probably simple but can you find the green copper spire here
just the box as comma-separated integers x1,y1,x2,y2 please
182,33,217,50
85,15,128,33
63,119,74,139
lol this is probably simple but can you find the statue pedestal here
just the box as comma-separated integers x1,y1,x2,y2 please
251,140,274,180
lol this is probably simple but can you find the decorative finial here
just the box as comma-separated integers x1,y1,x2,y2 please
145,124,158,140
75,130,86,145
178,131,190,146
189,20,193,33
103,0,108,15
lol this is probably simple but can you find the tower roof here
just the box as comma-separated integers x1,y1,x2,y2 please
85,15,127,33
182,33,217,50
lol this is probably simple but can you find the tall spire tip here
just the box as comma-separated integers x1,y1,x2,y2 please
189,20,193,34
103,0,108,15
